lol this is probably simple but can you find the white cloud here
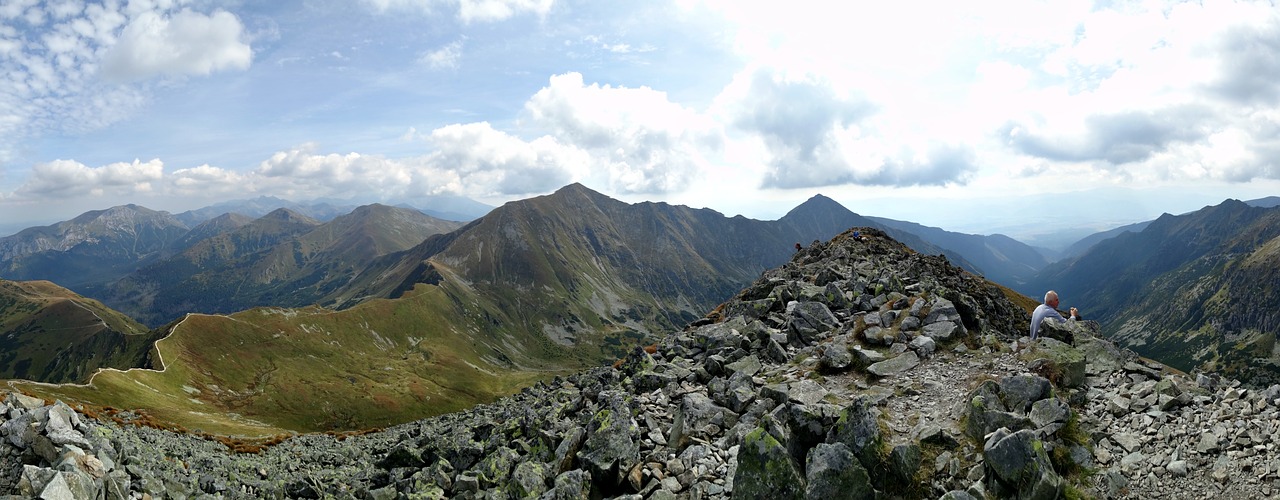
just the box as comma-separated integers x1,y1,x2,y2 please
363,0,553,23
420,40,463,69
424,122,585,196
525,72,721,194
16,158,163,198
101,9,251,82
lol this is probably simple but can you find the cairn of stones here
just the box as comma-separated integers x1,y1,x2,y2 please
4,227,1279,499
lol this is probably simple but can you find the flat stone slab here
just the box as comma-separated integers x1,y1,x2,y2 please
867,351,920,377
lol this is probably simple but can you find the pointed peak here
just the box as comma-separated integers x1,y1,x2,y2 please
782,194,856,220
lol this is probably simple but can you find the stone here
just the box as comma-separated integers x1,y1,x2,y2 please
547,470,592,500
817,344,853,374
908,335,936,358
1029,398,1071,434
866,351,920,377
851,347,886,368
998,375,1052,414
804,443,873,500
922,321,958,341
788,380,828,406
829,396,884,472
733,427,804,500
669,392,729,451
1025,338,1087,388
578,392,640,489
1168,460,1189,477
725,355,763,377
983,428,1063,500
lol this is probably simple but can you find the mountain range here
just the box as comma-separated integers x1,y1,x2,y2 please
1027,199,1280,385
4,183,1279,434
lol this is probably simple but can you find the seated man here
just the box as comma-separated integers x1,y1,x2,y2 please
1030,290,1079,340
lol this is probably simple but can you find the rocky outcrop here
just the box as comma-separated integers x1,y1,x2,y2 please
3,227,1278,499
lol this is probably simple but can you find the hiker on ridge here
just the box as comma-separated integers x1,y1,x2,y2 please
1030,290,1079,340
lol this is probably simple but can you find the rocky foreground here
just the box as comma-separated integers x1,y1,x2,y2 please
4,227,1280,499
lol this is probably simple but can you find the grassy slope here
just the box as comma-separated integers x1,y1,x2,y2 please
0,280,158,383
10,276,564,437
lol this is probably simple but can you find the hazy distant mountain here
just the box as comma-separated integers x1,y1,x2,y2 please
100,205,461,326
0,279,161,383
0,205,190,288
1056,220,1153,261
1029,199,1280,385
174,196,353,226
867,216,1049,288
1248,196,1280,208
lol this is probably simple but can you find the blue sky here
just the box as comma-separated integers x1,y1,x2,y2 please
2,0,1279,245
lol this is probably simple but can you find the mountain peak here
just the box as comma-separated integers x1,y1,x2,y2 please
779,194,856,222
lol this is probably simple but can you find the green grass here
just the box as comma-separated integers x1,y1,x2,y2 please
10,282,571,437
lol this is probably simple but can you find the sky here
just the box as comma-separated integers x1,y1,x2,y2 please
2,0,1280,248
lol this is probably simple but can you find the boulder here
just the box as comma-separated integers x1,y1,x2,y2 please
1024,338,1086,388
983,428,1063,500
828,396,884,472
866,351,920,377
804,443,874,500
733,427,805,500
786,301,840,345
578,391,640,489
669,393,731,451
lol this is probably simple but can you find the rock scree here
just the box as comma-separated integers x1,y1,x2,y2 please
4,227,1280,499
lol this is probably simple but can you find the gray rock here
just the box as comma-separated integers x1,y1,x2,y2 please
866,351,920,377
817,343,854,374
669,392,731,451
804,443,873,500
1028,398,1071,434
726,355,763,377
733,426,804,500
1168,460,1189,477
908,335,936,357
787,301,840,345
543,470,591,500
578,392,640,489
829,396,884,472
788,380,828,406
998,375,1052,413
852,347,886,369
922,321,958,341
983,428,1063,500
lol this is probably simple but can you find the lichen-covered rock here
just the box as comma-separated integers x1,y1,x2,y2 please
1025,337,1086,388
732,427,804,500
804,443,873,500
577,391,639,490
983,428,1063,500
828,396,884,473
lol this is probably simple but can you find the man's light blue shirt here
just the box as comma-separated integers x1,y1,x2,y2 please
1030,304,1066,340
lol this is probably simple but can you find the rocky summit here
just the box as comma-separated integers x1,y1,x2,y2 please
4,227,1280,499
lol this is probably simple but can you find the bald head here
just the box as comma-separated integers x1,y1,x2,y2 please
1044,290,1059,307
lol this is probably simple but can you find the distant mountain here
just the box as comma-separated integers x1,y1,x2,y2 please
1028,199,1280,385
0,279,161,383
174,196,353,226
1248,196,1280,208
1056,220,1153,262
99,205,462,326
867,216,1049,288
0,205,190,288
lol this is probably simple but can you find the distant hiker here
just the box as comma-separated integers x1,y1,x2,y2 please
795,242,803,252
1030,290,1079,340
852,230,862,240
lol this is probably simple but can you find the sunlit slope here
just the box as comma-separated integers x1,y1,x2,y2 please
0,279,159,383
11,278,561,436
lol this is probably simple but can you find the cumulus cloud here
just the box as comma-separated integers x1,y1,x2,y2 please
1005,106,1215,165
101,9,251,82
363,0,553,23
425,122,584,195
16,158,163,198
525,72,721,194
1208,21,1280,105
724,68,973,189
